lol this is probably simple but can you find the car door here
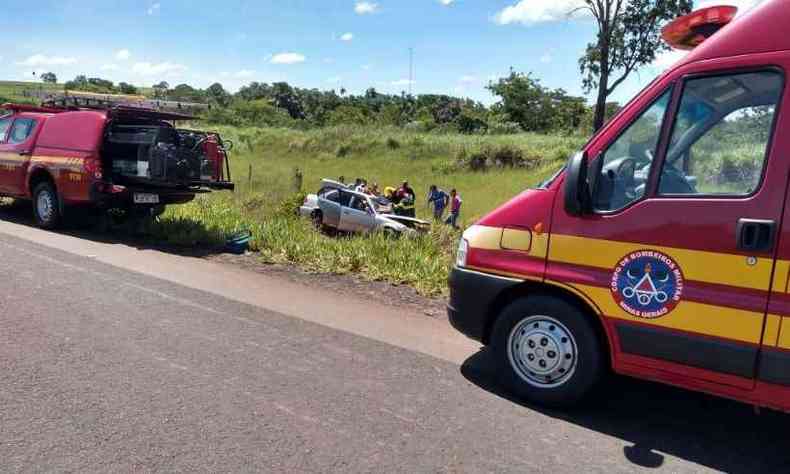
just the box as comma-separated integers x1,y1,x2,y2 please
341,196,375,233
317,187,343,228
1,117,38,196
0,115,16,194
548,66,788,389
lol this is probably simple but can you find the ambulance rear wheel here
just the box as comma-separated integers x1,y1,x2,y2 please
491,295,604,408
32,182,62,230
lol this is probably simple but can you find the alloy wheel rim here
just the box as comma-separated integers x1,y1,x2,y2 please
507,315,578,388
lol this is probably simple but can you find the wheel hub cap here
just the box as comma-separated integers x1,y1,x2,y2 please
508,316,578,388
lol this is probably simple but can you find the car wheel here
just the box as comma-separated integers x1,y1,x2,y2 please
32,182,62,229
491,295,605,408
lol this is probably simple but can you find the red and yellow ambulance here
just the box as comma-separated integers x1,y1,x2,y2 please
449,0,790,410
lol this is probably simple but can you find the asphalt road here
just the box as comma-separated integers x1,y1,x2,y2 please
1,223,790,473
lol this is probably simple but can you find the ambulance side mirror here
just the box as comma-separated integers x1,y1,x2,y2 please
564,152,592,216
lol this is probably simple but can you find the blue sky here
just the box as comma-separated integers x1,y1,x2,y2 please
2,0,764,105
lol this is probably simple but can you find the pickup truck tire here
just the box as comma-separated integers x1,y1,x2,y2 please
491,296,604,408
32,182,62,229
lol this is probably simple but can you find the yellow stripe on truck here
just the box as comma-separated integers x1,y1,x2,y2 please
550,234,774,291
465,224,549,259
575,283,766,344
763,314,782,347
500,228,532,252
464,225,502,250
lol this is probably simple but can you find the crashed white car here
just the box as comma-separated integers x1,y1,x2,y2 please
300,179,430,235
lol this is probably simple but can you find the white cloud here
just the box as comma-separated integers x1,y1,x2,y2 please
132,61,187,76
115,49,131,60
100,64,120,71
234,69,255,78
362,64,372,70
439,0,455,5
494,0,586,25
147,3,160,15
459,75,477,83
391,79,415,86
17,54,77,67
340,32,354,41
355,2,378,14
270,52,306,64
540,53,552,63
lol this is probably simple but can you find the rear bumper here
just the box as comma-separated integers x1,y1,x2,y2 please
89,182,200,208
447,266,522,344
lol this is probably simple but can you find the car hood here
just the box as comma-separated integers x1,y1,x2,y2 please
379,214,431,227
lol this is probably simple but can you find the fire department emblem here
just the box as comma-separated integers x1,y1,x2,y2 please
611,250,684,319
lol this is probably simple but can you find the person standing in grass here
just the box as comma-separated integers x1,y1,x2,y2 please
427,185,449,220
396,181,415,204
445,189,462,229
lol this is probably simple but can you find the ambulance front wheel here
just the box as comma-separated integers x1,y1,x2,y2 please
491,295,605,408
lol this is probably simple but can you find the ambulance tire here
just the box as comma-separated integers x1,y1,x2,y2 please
32,182,63,230
491,295,604,408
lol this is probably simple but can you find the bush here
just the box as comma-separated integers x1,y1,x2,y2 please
488,120,523,135
455,144,529,171
336,144,352,158
386,137,401,149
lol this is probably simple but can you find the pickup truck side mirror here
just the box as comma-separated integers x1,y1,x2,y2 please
564,152,592,216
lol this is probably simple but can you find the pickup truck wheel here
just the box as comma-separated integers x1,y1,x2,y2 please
32,182,62,229
491,296,604,408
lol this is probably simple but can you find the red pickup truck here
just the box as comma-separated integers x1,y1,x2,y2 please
0,103,234,228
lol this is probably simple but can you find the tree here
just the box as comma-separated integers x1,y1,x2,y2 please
152,81,170,99
118,82,138,95
40,72,57,83
206,82,231,106
271,82,305,119
579,0,692,131
64,75,89,91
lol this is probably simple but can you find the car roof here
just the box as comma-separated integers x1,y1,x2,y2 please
319,179,374,201
674,0,790,70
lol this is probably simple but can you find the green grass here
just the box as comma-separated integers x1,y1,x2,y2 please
149,125,583,296
0,80,155,105
0,81,63,105
214,125,583,224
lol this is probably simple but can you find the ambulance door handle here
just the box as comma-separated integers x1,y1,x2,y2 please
737,218,776,253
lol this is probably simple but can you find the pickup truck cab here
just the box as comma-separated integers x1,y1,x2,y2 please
449,0,790,411
0,104,233,228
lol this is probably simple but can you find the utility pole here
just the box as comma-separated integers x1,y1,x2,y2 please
408,47,414,96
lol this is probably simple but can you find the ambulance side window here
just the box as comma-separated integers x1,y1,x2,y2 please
659,71,783,196
0,117,12,143
594,90,671,212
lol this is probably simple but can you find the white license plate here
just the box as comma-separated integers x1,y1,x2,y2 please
133,193,160,204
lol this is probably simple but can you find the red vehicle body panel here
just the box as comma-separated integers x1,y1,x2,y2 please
0,105,232,213
454,0,790,412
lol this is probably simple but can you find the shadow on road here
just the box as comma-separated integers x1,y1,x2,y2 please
461,349,790,473
0,200,226,258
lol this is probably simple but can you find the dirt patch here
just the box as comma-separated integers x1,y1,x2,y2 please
209,252,448,319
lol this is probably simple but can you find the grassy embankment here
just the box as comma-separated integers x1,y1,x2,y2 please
152,126,585,295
